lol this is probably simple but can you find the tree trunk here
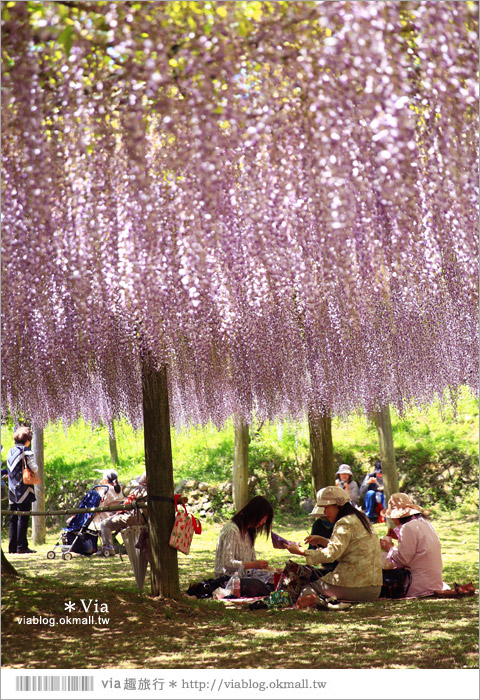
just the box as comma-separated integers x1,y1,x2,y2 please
32,426,46,545
373,404,399,503
1,548,19,577
308,409,335,494
233,418,249,511
141,360,180,598
108,420,119,465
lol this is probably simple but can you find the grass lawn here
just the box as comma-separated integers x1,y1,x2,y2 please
1,509,478,670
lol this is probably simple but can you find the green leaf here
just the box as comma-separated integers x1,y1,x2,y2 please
58,26,74,56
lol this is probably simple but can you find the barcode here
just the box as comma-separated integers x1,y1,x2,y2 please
15,676,94,692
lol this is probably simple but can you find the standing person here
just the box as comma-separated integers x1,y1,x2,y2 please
7,426,39,554
214,495,273,577
287,486,383,602
380,493,447,597
335,464,360,505
360,460,385,522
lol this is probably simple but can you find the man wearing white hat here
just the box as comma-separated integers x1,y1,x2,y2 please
288,486,383,602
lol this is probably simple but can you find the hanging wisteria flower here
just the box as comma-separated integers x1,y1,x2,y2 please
1,1,478,429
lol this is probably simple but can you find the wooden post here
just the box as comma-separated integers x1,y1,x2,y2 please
108,419,119,465
373,404,399,503
233,417,249,511
141,359,180,598
32,426,46,545
308,409,335,494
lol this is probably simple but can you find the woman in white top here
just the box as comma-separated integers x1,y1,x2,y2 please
214,496,273,577
91,469,123,530
380,493,446,597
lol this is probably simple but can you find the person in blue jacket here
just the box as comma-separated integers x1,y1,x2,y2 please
7,426,39,554
360,461,385,523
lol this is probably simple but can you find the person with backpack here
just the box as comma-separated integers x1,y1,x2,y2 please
6,426,39,554
380,493,447,597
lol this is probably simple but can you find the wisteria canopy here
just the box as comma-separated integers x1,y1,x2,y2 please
2,1,478,430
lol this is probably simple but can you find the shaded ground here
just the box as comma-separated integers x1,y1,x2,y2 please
2,514,478,669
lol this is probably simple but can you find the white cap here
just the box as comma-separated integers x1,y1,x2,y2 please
310,486,350,515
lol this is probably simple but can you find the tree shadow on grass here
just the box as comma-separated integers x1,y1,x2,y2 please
2,571,478,670
2,516,478,670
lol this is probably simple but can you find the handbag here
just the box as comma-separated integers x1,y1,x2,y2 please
380,567,412,599
277,559,315,603
169,495,201,555
22,451,40,486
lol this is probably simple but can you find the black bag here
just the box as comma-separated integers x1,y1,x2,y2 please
240,578,272,597
187,575,229,599
65,530,98,556
381,568,412,599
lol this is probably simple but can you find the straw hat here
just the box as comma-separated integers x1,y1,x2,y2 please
382,492,423,519
310,486,350,514
336,464,353,477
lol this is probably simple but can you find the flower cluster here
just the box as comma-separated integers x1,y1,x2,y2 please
1,2,478,429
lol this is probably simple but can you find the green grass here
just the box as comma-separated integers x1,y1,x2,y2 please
2,387,478,513
1,509,478,669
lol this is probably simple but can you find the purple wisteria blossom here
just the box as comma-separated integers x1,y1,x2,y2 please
1,2,478,429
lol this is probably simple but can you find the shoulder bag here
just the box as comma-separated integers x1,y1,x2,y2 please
22,450,40,486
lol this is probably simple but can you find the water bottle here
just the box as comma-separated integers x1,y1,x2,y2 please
232,571,241,598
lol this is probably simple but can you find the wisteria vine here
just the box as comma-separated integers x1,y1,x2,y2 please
1,1,478,429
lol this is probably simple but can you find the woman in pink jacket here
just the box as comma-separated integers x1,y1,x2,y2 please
380,493,447,597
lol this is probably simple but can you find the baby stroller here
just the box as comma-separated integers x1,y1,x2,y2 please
47,485,109,560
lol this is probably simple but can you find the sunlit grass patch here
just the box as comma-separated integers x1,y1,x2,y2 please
2,508,478,670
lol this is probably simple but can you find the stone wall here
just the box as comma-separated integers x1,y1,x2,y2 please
174,478,232,520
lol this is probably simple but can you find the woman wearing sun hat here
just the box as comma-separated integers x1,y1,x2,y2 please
379,493,446,597
287,485,383,602
335,464,360,505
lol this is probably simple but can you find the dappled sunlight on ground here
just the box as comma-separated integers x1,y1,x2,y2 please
2,515,478,669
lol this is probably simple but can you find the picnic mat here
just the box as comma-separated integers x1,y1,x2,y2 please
219,596,268,606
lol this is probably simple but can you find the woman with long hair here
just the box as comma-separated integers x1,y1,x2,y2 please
287,486,383,602
214,495,274,577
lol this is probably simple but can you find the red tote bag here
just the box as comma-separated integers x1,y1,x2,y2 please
169,495,201,555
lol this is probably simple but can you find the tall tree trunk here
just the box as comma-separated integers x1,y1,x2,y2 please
32,425,46,545
142,360,180,598
233,418,249,511
108,419,119,465
1,548,19,577
373,404,399,503
308,409,335,494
